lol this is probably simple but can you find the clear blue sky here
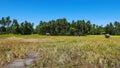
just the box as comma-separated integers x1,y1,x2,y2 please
0,0,120,27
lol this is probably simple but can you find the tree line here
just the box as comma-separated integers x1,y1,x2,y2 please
0,16,120,35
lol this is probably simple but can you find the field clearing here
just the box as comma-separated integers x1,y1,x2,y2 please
0,34,120,68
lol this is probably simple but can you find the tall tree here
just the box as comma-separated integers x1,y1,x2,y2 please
0,17,6,33
19,21,34,35
105,23,114,35
6,16,12,33
12,19,20,34
114,21,120,35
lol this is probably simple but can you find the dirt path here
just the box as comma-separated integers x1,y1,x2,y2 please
7,52,40,68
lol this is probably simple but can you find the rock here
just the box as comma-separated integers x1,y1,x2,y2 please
105,34,110,38
46,33,50,36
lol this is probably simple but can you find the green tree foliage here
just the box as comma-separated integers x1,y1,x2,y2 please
0,16,11,34
12,19,20,34
1,17,6,27
1,16,120,35
105,23,115,35
19,21,34,35
114,21,120,35
0,26,6,34
36,18,70,35
6,16,12,33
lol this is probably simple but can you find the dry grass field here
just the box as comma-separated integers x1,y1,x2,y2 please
0,34,120,68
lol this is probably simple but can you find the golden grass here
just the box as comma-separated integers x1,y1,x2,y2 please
0,35,120,68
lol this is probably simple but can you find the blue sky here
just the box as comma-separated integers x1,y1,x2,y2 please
0,0,120,27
